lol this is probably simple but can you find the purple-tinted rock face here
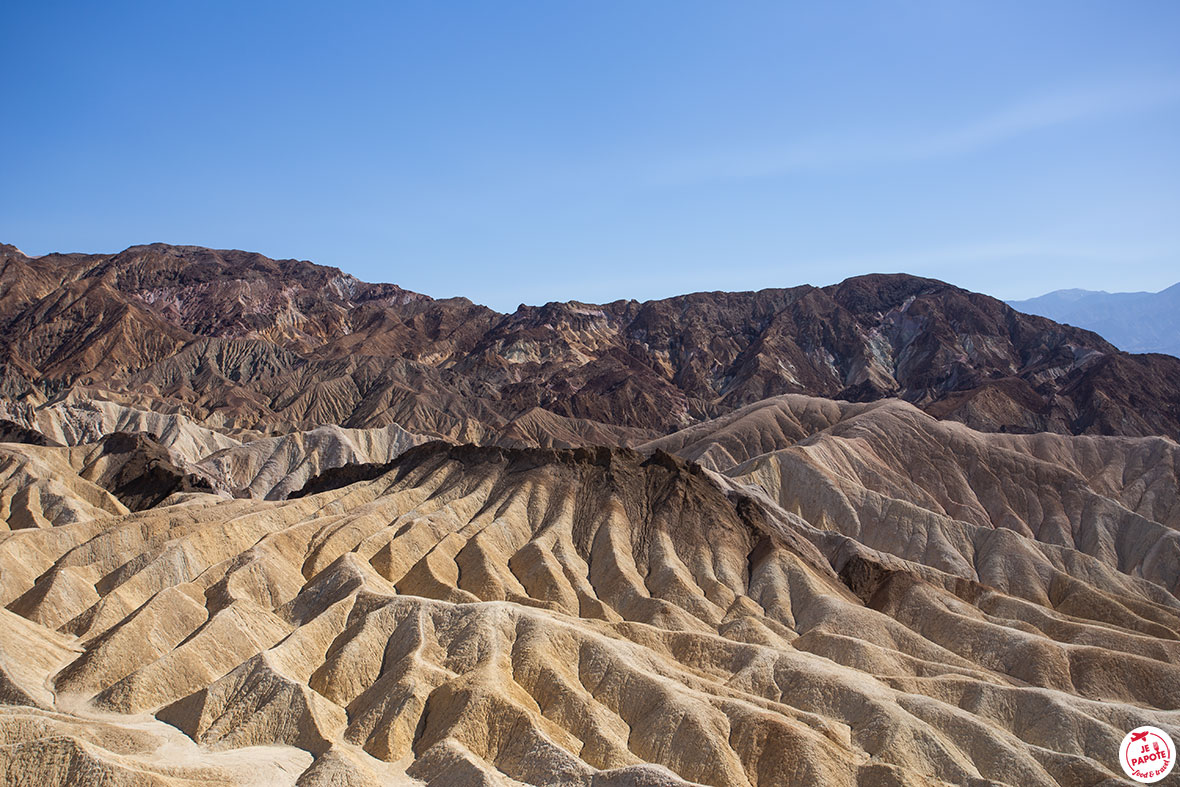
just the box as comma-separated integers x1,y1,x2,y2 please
2,242,1178,443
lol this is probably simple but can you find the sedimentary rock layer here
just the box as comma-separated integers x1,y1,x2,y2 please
2,406,1177,784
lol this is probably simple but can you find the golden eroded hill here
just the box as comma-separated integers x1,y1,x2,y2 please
1,398,1178,785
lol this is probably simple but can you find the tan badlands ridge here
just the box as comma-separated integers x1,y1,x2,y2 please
1,244,1179,785
1,392,1178,786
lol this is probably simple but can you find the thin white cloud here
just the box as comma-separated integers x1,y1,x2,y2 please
649,79,1180,184
909,81,1180,159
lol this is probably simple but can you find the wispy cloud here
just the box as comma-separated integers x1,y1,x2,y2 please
909,81,1180,159
649,79,1180,184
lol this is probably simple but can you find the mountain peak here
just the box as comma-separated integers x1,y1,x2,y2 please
0,243,30,259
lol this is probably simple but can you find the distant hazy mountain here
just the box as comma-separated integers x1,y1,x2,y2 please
1009,282,1180,358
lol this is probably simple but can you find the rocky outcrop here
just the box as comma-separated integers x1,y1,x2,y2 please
195,422,427,500
82,432,216,511
0,419,60,447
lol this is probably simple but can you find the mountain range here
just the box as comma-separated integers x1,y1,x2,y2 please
1,242,1178,786
4,242,1180,445
1010,282,1180,358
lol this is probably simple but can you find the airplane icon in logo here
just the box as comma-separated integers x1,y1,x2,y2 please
1130,731,1150,744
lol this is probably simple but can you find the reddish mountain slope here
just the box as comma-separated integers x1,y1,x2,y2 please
2,242,1178,445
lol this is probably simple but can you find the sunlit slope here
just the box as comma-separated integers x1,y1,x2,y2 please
1,436,1176,785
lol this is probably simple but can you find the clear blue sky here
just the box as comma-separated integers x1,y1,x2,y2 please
3,1,1178,311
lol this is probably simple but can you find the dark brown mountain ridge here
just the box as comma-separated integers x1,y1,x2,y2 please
2,241,1178,444
5,242,1180,786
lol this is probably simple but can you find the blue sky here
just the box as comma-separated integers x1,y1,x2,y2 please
3,1,1178,311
